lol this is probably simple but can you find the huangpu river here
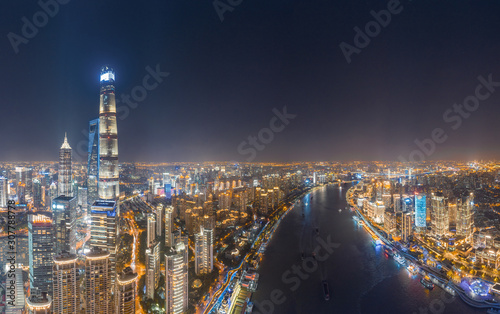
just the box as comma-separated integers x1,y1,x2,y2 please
252,184,483,314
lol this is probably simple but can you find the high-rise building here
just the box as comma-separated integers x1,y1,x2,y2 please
90,200,117,285
78,186,88,213
16,167,33,200
401,212,413,242
145,241,160,300
52,253,79,314
431,192,449,238
195,227,213,275
164,173,172,200
147,213,156,248
165,241,189,314
26,293,52,314
52,196,77,255
29,214,54,296
49,182,58,208
116,267,138,314
456,193,474,241
98,66,120,203
165,206,174,248
155,203,164,238
87,118,100,209
85,247,112,314
33,179,43,209
415,194,426,229
58,133,73,197
0,176,8,207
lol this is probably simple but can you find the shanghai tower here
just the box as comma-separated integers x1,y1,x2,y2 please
98,66,120,204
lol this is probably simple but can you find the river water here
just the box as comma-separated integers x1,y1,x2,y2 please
252,184,483,314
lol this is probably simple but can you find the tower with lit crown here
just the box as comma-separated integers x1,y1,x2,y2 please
58,133,72,197
98,66,120,204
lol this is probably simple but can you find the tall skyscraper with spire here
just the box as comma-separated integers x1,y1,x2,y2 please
58,133,72,197
98,66,119,204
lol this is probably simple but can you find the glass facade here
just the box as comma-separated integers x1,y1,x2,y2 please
415,194,426,228
87,118,100,210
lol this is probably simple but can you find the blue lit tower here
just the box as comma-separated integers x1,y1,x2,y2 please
98,66,120,205
87,118,100,210
415,194,426,229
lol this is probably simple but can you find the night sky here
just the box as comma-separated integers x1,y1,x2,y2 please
1,0,500,162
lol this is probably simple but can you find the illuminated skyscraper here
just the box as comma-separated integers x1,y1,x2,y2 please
163,173,172,200
415,194,426,229
33,179,42,209
195,227,213,275
87,118,100,209
145,241,160,300
155,203,164,237
165,205,174,248
165,241,188,314
0,176,7,207
456,193,474,241
147,213,156,248
116,267,138,314
85,247,111,314
90,200,117,284
431,192,448,238
52,253,79,314
58,133,73,197
98,66,119,203
52,196,77,255
29,214,54,296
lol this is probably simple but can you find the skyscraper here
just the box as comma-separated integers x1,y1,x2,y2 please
98,66,119,203
163,173,172,200
52,196,77,255
0,176,8,207
415,194,426,229
90,200,117,284
33,178,42,209
85,247,111,314
456,193,474,241
116,267,138,314
155,203,164,238
87,118,100,209
145,241,160,300
165,205,174,248
431,192,449,238
165,241,189,314
147,213,156,248
52,253,79,314
29,214,54,296
195,227,213,275
58,133,73,197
